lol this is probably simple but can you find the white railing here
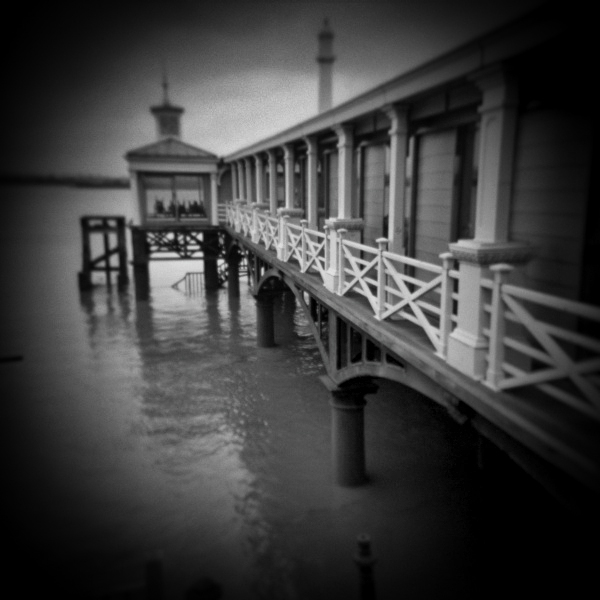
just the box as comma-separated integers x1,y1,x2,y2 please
301,223,327,280
337,231,455,356
483,265,600,420
225,202,600,417
254,211,279,251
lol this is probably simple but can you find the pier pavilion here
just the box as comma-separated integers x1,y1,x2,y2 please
214,4,600,514
124,4,599,517
125,75,223,296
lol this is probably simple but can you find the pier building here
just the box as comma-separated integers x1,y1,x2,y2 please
215,3,599,514
125,74,224,295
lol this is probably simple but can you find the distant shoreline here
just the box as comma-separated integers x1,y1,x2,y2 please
0,173,130,189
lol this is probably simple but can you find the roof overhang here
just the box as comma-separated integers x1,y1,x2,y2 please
223,6,562,161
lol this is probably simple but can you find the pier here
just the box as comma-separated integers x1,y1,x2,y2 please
222,205,600,511
110,2,599,517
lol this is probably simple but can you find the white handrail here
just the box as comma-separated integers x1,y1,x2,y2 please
225,201,600,416
484,265,600,419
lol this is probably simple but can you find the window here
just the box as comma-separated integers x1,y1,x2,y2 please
142,174,210,221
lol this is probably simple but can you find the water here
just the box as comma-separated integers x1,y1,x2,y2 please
0,184,586,599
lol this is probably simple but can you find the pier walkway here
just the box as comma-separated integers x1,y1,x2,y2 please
222,203,600,515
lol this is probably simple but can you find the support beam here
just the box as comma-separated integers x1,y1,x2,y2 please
383,104,409,255
131,227,150,301
267,149,278,215
231,162,239,201
447,66,531,379
333,124,354,219
237,161,245,203
210,172,219,226
305,136,319,229
227,249,240,298
255,154,265,205
283,143,295,210
203,231,220,291
244,157,254,204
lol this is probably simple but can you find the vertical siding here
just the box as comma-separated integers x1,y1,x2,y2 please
414,129,456,265
362,144,387,247
510,109,592,299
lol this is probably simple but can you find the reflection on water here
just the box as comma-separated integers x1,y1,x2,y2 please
2,184,499,600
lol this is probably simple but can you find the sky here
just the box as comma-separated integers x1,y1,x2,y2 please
2,0,549,178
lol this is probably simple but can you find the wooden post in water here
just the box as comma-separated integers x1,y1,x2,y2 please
320,376,377,486
78,217,93,290
78,216,129,291
131,226,150,301
116,217,129,289
354,533,377,600
255,292,275,347
227,249,241,298
203,230,220,291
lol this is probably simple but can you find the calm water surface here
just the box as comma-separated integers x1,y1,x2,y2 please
1,185,488,599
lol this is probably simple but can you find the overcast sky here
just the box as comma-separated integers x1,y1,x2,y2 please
3,0,548,178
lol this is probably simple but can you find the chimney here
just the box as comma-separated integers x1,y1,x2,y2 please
317,18,335,112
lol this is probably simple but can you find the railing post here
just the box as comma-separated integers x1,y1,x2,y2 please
277,213,289,261
251,206,260,243
437,252,454,359
301,219,308,272
376,238,388,320
233,202,242,233
486,263,513,388
337,229,347,295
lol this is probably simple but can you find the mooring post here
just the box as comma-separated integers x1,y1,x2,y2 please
102,217,112,288
320,376,378,486
144,553,164,600
186,576,222,600
354,533,377,600
203,230,220,291
227,250,241,298
131,226,150,301
116,217,129,289
255,292,276,347
78,217,93,290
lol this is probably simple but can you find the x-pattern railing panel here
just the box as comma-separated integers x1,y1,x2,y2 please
380,254,443,351
303,229,327,280
486,271,600,419
286,223,304,265
256,213,278,250
339,241,379,313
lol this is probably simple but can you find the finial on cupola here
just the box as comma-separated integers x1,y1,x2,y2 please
150,67,184,139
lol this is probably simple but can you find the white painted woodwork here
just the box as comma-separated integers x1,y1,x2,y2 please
267,150,278,215
254,154,265,205
305,136,319,229
472,67,518,243
385,105,409,255
334,125,354,219
244,157,254,204
210,173,218,226
283,144,295,210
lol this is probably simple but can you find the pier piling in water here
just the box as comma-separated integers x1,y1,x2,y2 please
321,376,378,486
354,533,377,600
78,216,129,291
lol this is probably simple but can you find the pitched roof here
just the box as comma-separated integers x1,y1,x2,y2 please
125,136,217,161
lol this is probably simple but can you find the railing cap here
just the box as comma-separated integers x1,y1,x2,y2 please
490,263,514,273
